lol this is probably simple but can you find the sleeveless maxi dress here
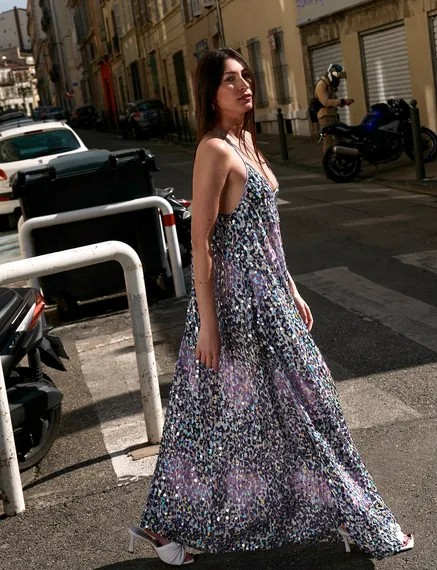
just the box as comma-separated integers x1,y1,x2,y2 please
139,138,405,560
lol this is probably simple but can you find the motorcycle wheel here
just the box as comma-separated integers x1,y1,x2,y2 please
323,147,361,183
14,374,62,471
405,127,437,163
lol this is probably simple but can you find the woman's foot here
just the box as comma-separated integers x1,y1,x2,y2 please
145,530,194,564
339,525,414,554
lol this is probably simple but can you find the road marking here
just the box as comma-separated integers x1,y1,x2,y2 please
395,250,437,276
279,183,360,192
342,213,416,227
279,194,431,212
337,378,421,429
76,333,158,482
277,174,324,180
295,266,437,353
277,198,290,206
0,232,21,263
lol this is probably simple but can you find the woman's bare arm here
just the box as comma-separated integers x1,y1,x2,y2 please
192,137,231,370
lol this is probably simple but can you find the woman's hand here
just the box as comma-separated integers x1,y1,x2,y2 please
196,322,221,372
293,293,314,331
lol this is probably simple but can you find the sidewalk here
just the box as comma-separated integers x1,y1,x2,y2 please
0,297,382,570
256,133,437,196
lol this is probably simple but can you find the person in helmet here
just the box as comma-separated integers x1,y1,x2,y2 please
315,63,353,152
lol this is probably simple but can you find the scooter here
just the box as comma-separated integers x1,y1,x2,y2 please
1,287,68,471
156,187,192,268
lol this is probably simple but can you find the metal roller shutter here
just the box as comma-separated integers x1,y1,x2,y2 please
310,42,350,124
362,25,412,108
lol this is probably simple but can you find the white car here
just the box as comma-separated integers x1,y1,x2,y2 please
0,121,88,219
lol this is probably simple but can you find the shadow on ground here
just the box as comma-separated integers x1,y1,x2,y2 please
95,543,375,570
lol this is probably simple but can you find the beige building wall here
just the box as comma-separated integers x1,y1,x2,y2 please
298,0,437,133
138,1,188,111
182,0,310,135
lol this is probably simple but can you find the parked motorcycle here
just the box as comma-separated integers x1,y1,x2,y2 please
2,287,68,471
156,187,192,268
320,98,437,183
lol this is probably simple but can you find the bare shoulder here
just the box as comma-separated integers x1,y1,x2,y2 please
196,133,232,165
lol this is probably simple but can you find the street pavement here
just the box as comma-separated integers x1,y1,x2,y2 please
0,130,436,569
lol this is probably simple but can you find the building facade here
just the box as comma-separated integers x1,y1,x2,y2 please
0,48,39,113
0,7,31,52
29,0,437,138
297,0,437,134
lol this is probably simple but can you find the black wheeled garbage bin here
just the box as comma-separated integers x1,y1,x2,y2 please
12,148,169,312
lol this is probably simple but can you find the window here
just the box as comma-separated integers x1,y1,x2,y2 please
163,0,168,15
0,129,80,163
130,61,142,100
149,51,160,98
137,100,163,110
133,0,142,26
180,0,192,24
146,0,153,22
154,0,160,21
247,38,268,108
203,0,213,6
190,0,201,16
269,28,291,105
173,50,189,105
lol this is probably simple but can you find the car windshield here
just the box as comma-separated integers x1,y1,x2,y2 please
0,129,81,163
136,101,163,111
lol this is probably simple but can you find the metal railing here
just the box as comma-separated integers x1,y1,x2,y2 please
0,241,165,516
18,196,186,298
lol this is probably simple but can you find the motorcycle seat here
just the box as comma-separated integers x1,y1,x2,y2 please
334,122,363,134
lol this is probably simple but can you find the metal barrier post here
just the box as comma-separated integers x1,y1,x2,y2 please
0,241,166,515
18,196,186,298
277,107,289,161
0,361,25,516
410,99,426,180
174,106,182,141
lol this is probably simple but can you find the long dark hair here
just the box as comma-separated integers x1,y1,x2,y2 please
194,48,263,166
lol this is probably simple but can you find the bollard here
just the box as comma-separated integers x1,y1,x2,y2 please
174,106,182,142
277,108,289,161
410,99,426,180
0,361,25,516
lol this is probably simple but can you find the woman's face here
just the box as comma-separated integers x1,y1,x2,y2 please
215,57,253,117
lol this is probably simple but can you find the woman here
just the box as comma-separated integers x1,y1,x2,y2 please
128,48,413,566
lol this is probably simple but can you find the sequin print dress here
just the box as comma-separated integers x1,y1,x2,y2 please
140,141,405,560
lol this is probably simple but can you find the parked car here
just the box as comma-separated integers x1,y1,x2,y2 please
119,99,173,140
70,105,99,129
32,106,66,121
0,110,31,127
0,121,88,228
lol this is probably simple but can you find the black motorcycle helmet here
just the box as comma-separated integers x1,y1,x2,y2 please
327,63,347,89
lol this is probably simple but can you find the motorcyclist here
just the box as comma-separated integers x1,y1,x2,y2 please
315,63,353,152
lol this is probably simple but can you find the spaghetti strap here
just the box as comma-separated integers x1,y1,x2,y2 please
211,129,278,193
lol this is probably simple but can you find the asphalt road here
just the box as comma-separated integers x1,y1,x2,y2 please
0,129,436,570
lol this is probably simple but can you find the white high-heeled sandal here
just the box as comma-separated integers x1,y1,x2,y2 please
338,525,414,554
128,526,194,566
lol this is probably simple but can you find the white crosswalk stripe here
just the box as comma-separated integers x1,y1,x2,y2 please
342,213,416,227
395,250,437,276
76,333,158,481
295,266,437,353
